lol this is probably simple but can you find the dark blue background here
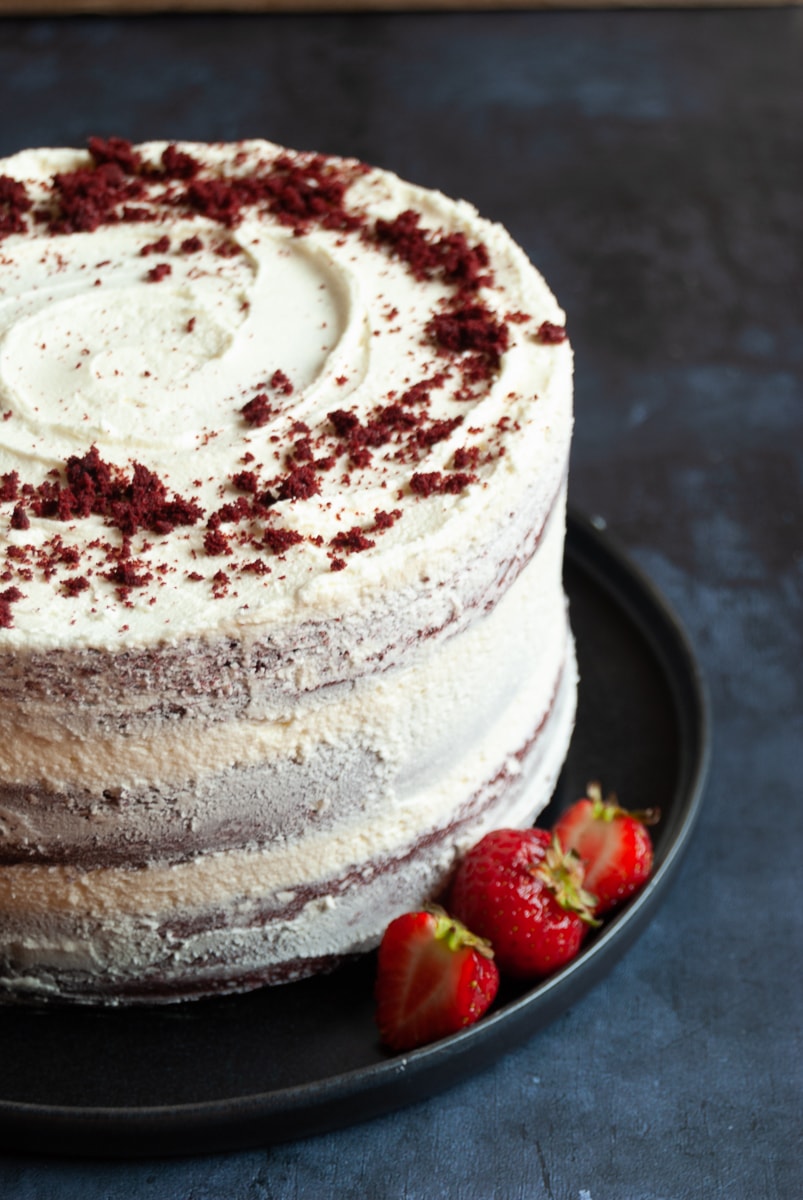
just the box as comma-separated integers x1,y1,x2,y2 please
0,9,800,1197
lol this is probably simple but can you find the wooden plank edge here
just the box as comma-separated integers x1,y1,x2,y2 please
0,0,800,12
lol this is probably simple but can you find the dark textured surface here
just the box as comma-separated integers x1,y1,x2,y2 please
0,10,800,1197
0,516,707,1149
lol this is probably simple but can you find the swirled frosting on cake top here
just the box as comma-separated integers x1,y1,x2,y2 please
0,138,571,650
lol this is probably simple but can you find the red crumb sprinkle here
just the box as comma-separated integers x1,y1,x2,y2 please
536,320,567,344
231,470,259,493
292,437,313,462
240,559,271,576
105,560,153,598
24,445,204,539
277,465,321,502
427,305,510,370
417,416,463,448
0,586,24,628
63,576,90,596
146,262,171,282
241,393,274,427
329,526,376,554
213,239,242,259
329,557,347,572
203,529,231,556
263,527,304,555
410,470,476,497
0,471,20,501
10,504,29,531
372,508,402,530
140,235,170,256
328,409,360,437
374,210,492,291
160,144,201,180
184,177,244,228
180,235,203,254
270,369,294,396
0,174,33,238
87,136,141,174
49,162,147,234
211,568,230,596
454,445,481,470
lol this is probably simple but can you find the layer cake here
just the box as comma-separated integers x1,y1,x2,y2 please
0,139,576,1003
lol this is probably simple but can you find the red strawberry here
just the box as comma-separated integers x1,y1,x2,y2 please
449,828,599,979
553,782,659,914
374,907,499,1052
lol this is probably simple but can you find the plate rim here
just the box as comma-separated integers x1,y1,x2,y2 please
0,509,711,1156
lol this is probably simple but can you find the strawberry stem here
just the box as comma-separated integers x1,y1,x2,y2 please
533,836,601,927
424,903,496,959
586,781,661,827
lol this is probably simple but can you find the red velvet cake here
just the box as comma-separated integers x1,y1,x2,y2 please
0,139,576,1003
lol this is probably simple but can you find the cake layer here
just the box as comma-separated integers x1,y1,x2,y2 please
0,492,568,871
0,640,577,1004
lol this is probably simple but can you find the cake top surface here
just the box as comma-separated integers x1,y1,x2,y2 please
0,138,572,650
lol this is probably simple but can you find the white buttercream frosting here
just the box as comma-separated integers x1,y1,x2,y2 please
0,139,570,650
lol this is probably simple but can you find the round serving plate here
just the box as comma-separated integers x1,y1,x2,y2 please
0,511,709,1158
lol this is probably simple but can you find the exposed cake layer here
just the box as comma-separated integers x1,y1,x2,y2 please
0,491,567,867
0,638,577,1004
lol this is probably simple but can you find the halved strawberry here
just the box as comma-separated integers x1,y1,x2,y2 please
449,827,599,979
374,907,499,1052
553,782,659,914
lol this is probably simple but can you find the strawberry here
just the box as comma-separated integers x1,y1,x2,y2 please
449,828,599,979
553,782,659,914
374,907,499,1052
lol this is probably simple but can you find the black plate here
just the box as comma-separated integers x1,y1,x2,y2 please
0,511,709,1159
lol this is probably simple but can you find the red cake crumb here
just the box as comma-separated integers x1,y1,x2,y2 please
263,527,304,555
146,263,171,283
0,175,33,238
49,162,147,234
453,445,481,470
374,210,491,291
63,576,90,596
372,508,402,530
0,472,20,502
416,416,463,448
87,136,141,174
10,504,29,531
231,470,259,493
105,560,153,599
241,393,274,427
427,305,510,371
203,529,231,556
277,465,321,502
140,235,170,256
410,470,476,497
0,586,23,628
270,369,294,396
536,320,567,344
160,144,201,180
330,527,376,554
